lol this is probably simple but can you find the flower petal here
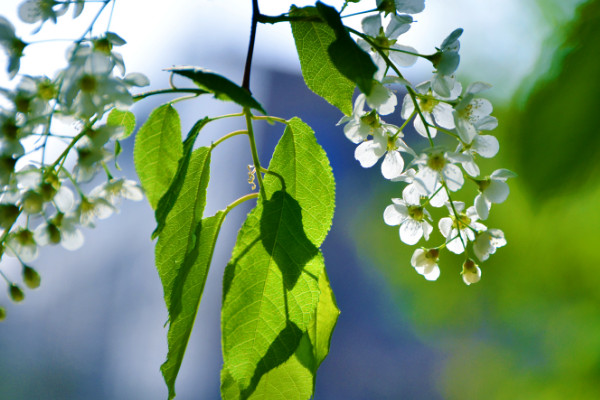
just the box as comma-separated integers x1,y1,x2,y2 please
355,140,385,168
384,203,407,226
400,219,423,245
485,180,509,204
381,151,404,180
473,135,499,158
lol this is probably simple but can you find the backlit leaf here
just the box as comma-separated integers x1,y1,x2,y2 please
155,147,220,400
290,6,355,115
134,103,182,209
168,67,266,114
221,117,336,399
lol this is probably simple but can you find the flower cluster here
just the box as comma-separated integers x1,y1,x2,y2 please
340,0,515,285
0,0,147,313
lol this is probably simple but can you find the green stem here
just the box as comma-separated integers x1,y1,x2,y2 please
252,115,288,124
133,88,208,102
223,192,259,217
407,87,435,147
341,8,378,18
244,109,266,198
211,130,248,149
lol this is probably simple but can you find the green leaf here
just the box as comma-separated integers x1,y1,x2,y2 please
221,264,339,400
308,268,339,370
168,67,266,114
155,147,220,400
114,140,122,170
107,108,136,138
221,117,335,399
290,6,355,115
134,103,182,209
315,1,376,95
152,117,210,239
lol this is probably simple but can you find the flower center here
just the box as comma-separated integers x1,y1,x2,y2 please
37,80,56,101
360,110,380,128
426,248,439,260
427,153,446,171
452,212,471,230
408,205,424,221
79,74,98,93
93,38,113,55
419,94,438,113
477,178,491,192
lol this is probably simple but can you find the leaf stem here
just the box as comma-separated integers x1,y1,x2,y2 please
252,115,288,124
223,192,259,217
133,88,208,102
244,108,266,199
211,130,248,149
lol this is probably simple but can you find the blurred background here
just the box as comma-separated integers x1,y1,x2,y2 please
0,0,599,399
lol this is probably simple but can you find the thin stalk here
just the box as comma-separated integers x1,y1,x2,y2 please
244,109,266,198
242,0,260,91
211,130,248,149
133,88,208,102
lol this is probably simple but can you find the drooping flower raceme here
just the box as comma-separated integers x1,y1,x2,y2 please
0,3,148,304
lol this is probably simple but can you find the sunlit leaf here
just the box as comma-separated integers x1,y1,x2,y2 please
107,108,136,138
315,1,376,95
168,66,266,114
134,103,182,209
155,147,221,400
152,118,210,239
290,6,355,115
221,117,336,399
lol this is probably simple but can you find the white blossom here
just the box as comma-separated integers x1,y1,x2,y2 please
461,259,481,285
474,169,516,220
411,248,440,281
438,202,486,254
473,228,506,261
401,80,461,138
384,194,433,245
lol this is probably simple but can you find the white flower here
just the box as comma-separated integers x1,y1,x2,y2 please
338,95,390,143
34,213,84,251
383,195,433,245
414,151,465,192
453,83,498,144
90,178,143,206
474,169,516,220
473,228,506,262
411,248,440,281
18,0,68,24
401,80,461,138
360,14,418,80
5,228,38,262
457,134,500,177
0,17,27,79
377,0,425,15
438,202,486,254
461,259,481,285
429,29,463,97
393,168,448,207
76,196,115,227
354,128,414,179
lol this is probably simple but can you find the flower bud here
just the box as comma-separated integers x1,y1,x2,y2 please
8,284,24,302
0,306,5,321
23,266,41,289
22,190,44,214
461,259,481,285
0,204,19,229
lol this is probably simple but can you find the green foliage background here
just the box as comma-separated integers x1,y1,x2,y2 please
353,1,600,398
